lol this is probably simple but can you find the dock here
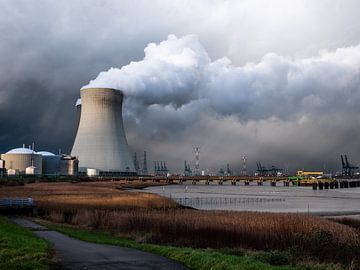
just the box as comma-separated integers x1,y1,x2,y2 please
91,175,360,189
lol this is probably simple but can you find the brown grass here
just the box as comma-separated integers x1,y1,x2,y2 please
0,181,176,210
0,181,178,222
330,217,360,232
64,208,358,247
1,181,359,266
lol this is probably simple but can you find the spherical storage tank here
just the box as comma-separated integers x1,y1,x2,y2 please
1,147,42,175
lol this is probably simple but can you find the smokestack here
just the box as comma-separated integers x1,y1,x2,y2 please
71,88,135,172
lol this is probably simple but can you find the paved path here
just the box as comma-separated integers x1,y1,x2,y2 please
11,218,189,270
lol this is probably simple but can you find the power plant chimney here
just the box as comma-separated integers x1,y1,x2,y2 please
142,151,148,175
71,87,135,173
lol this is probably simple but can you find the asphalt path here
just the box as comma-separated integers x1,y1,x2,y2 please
11,218,189,270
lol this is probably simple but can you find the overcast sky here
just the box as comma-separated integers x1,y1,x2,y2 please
1,0,360,174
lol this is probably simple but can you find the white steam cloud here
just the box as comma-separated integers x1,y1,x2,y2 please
84,34,360,122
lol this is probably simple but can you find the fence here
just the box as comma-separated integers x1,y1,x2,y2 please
173,197,285,208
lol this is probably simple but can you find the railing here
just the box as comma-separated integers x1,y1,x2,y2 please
0,198,34,209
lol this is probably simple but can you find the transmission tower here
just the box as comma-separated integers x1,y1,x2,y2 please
142,151,148,175
242,155,247,176
193,147,200,176
133,152,140,174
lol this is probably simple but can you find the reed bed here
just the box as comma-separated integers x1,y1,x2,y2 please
39,203,360,265
0,181,176,209
1,181,360,266
39,206,360,265
47,207,358,247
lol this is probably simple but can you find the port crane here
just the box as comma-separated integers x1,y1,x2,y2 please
341,155,359,177
256,162,283,176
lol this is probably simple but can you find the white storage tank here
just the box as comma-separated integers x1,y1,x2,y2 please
87,168,99,176
0,159,5,176
25,166,37,175
7,169,17,175
0,159,4,169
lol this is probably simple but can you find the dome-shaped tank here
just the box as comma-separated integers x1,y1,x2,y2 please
1,147,42,175
6,147,35,154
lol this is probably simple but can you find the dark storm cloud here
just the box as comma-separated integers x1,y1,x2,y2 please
85,34,360,173
1,0,360,173
0,0,153,153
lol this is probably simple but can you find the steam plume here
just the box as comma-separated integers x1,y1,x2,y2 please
84,34,360,123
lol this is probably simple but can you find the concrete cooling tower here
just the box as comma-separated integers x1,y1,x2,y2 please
71,88,135,174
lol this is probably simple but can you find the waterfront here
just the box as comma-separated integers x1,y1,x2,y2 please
142,182,360,215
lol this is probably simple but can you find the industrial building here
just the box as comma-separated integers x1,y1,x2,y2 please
1,147,42,175
38,151,61,175
38,151,78,176
0,147,78,176
71,87,135,175
133,151,148,175
1,88,137,177
59,154,78,176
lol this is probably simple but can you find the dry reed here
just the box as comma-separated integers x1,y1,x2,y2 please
1,181,359,265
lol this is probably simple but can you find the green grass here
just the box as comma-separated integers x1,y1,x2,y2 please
0,216,50,270
40,220,326,270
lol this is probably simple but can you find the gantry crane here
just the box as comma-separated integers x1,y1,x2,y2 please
341,155,359,177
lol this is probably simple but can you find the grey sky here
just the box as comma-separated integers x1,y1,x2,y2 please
0,0,359,174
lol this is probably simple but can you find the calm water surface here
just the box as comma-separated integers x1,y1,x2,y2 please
141,183,360,215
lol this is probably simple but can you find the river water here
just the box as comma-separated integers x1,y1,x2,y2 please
141,182,360,215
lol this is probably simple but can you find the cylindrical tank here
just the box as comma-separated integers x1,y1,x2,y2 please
87,168,99,176
7,169,17,175
0,159,5,176
60,155,79,176
37,151,61,175
26,166,36,175
0,159,4,169
1,148,42,175
71,88,135,173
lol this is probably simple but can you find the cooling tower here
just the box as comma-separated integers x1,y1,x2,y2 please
71,88,135,173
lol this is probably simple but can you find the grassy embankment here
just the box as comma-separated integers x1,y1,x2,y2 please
0,216,50,270
1,181,360,269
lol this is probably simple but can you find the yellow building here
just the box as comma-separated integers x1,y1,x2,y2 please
296,170,323,177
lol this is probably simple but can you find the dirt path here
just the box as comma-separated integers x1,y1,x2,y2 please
11,218,189,270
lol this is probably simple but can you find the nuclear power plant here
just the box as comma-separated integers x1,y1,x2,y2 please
71,87,135,175
0,87,138,177
0,146,78,176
